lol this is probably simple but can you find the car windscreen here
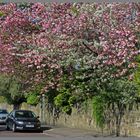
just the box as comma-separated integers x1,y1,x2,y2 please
0,110,8,114
15,111,36,118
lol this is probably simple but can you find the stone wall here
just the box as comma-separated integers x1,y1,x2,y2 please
0,103,140,137
44,107,140,137
120,109,140,137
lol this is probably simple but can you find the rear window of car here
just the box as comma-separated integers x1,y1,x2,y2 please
15,111,36,118
0,109,8,114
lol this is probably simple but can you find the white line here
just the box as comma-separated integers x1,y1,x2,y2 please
46,129,54,131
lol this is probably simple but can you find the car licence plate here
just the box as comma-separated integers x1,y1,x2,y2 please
26,125,34,127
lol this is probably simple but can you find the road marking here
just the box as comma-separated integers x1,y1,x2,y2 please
46,129,54,131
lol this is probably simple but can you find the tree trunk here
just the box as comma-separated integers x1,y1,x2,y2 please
115,115,122,137
13,104,21,110
116,119,120,136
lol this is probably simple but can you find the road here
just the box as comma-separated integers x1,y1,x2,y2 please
0,125,140,140
0,124,46,137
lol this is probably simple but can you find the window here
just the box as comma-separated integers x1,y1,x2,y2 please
15,111,36,118
0,109,8,114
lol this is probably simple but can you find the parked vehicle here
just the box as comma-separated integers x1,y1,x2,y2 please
0,109,8,124
6,110,41,132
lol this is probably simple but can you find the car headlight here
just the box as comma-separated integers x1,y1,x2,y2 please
17,121,24,124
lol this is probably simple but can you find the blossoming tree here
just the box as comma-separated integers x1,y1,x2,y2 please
0,3,140,134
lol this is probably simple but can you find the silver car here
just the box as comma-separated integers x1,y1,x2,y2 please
0,109,8,124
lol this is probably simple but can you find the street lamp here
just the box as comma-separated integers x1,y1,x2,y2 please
39,93,46,125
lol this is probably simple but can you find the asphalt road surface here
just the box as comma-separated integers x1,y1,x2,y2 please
0,124,46,137
0,125,140,140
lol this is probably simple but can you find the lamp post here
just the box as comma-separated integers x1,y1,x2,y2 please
40,93,46,124
42,93,45,124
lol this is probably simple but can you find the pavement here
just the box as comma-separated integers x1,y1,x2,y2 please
43,126,101,137
42,125,140,139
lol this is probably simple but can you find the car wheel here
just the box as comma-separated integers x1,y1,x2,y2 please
12,123,16,132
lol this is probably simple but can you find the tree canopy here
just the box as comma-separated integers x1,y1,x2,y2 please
0,2,140,136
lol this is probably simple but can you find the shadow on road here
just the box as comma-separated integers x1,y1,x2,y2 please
16,126,52,133
0,125,52,133
41,126,52,131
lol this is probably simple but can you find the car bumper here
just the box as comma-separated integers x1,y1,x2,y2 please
0,119,6,124
15,124,41,131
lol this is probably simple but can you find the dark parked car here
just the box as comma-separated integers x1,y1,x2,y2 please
0,109,8,124
6,110,41,132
